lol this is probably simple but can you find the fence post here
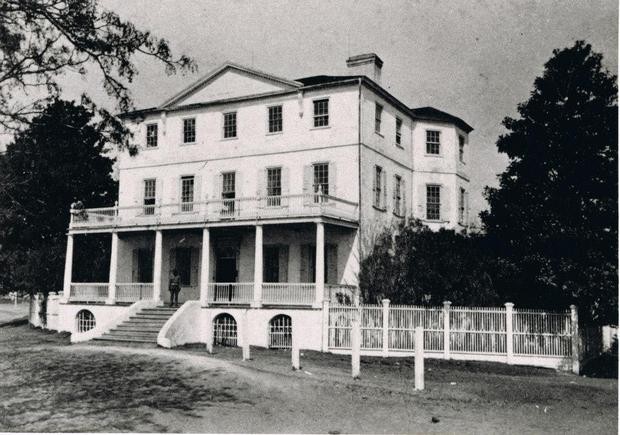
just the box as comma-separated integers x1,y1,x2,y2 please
570,305,579,375
505,302,514,364
351,308,361,379
242,312,251,361
292,332,301,370
414,326,424,390
205,311,213,354
443,301,451,360
322,299,330,352
382,299,390,357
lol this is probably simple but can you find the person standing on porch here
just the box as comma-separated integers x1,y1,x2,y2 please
169,269,181,307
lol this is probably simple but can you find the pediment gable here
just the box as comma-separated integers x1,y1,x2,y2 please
160,63,301,108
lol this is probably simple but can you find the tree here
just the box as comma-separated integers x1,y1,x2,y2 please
481,41,618,325
359,220,504,306
0,99,117,296
0,0,195,147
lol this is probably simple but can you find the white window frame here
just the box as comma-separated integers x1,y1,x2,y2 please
375,103,383,134
459,135,466,163
146,123,158,148
426,184,441,221
395,117,403,148
143,178,156,215
312,162,329,202
373,165,384,210
223,111,237,139
312,98,329,128
180,175,195,212
393,174,403,216
459,187,466,224
266,167,282,206
182,117,196,144
267,105,283,134
426,130,441,155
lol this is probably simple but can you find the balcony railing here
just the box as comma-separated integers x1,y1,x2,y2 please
68,282,358,306
70,194,359,229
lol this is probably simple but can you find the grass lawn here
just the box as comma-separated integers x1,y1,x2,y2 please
0,324,617,433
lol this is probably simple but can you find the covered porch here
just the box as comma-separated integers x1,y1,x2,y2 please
63,221,359,308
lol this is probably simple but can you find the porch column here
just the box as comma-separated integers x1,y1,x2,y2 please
315,221,325,307
153,230,163,303
253,225,263,307
200,227,210,307
106,232,119,305
61,233,74,303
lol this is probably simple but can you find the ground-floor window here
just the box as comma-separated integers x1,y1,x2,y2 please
269,314,292,349
213,313,237,346
76,310,96,332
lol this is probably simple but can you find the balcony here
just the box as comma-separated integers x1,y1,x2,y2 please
70,194,359,230
68,282,357,307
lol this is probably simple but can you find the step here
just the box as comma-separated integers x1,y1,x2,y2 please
93,335,157,344
130,315,172,320
115,325,162,333
105,332,159,340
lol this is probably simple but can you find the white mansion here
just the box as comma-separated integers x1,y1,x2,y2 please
55,53,473,349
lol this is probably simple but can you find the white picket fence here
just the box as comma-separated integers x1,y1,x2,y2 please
328,300,578,372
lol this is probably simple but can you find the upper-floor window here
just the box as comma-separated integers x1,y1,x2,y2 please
426,130,440,155
223,112,237,138
146,124,158,148
143,179,156,215
395,117,402,147
268,105,283,133
313,99,329,127
426,185,441,220
221,171,236,214
183,118,196,143
393,175,403,216
459,187,466,224
373,165,384,209
375,103,383,134
459,135,465,163
313,163,329,200
267,167,282,206
181,175,195,212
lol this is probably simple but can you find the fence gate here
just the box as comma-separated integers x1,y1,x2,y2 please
213,313,238,346
269,314,292,349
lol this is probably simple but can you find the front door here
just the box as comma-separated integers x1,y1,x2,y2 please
215,251,237,302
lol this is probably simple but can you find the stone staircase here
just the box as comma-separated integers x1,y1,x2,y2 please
93,306,178,345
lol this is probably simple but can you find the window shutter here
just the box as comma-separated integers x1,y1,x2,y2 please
194,175,202,205
175,176,181,205
132,249,140,282
372,168,377,201
190,247,199,286
328,161,336,198
281,167,290,207
392,176,397,214
326,244,338,284
217,173,223,199
234,171,240,198
401,178,407,217
382,170,387,209
278,245,289,283
302,165,312,204
440,185,448,221
465,191,470,225
257,168,266,197
299,244,309,282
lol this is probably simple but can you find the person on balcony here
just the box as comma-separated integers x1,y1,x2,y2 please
169,269,181,307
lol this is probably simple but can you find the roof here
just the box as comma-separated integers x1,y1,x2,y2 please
410,106,474,133
295,75,363,86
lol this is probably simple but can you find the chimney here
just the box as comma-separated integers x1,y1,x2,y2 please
346,53,383,84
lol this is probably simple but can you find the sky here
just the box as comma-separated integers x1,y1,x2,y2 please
13,0,620,221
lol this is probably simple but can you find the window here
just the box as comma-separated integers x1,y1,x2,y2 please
395,117,402,147
312,163,329,201
213,313,237,346
264,246,280,283
459,135,465,163
426,185,441,220
267,167,282,206
222,171,236,214
375,103,383,133
181,176,194,212
76,310,96,333
183,118,196,143
268,105,283,133
313,99,329,127
143,179,156,215
394,175,402,216
223,112,237,138
459,188,466,224
426,130,440,155
373,165,384,209
146,124,158,148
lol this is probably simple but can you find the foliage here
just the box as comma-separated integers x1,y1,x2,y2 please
0,100,117,295
359,220,505,306
481,41,617,325
0,0,195,149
